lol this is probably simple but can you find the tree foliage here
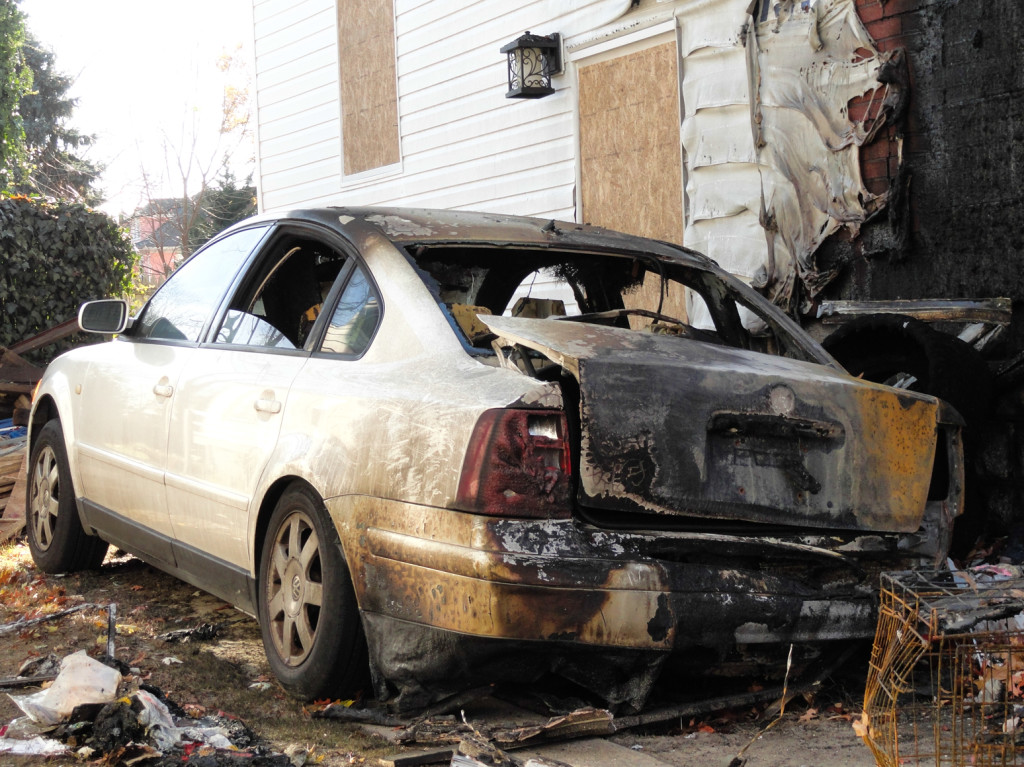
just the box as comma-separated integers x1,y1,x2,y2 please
0,195,136,352
12,34,103,203
134,47,254,272
0,3,101,202
0,0,31,189
187,168,256,251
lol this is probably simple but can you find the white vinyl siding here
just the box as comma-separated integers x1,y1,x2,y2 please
252,0,620,219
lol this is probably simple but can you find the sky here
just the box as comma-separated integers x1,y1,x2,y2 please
19,0,255,218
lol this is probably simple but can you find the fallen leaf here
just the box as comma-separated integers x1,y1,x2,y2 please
798,708,818,723
852,711,870,739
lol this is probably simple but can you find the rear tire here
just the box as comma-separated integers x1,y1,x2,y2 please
27,420,108,573
258,484,368,699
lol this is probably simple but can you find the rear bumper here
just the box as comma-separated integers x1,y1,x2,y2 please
328,495,957,709
328,497,949,652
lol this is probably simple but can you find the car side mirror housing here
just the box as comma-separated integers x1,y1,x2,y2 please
78,299,130,334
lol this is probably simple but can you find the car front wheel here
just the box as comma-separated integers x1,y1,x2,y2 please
27,420,108,573
258,484,368,699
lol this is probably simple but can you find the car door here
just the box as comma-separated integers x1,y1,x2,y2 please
164,229,353,575
75,226,268,566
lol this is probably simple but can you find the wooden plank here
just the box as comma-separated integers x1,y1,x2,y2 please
373,746,454,767
8,318,78,356
0,454,26,542
0,452,25,474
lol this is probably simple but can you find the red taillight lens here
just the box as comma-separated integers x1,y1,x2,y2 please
456,409,572,518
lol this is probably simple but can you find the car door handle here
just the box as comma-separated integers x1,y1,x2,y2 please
254,398,282,415
153,380,173,398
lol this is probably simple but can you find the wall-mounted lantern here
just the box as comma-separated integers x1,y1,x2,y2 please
500,32,562,99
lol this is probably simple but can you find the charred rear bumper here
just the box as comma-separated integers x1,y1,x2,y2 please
328,491,959,708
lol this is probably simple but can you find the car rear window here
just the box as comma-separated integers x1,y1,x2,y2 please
406,245,822,363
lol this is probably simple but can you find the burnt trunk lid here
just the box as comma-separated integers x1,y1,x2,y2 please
483,315,940,534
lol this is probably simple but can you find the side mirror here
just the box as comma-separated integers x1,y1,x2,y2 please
78,299,129,334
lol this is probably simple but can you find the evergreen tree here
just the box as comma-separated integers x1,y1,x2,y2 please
187,167,256,251
14,33,103,203
0,0,31,190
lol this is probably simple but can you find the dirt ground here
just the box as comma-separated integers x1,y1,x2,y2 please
0,538,880,766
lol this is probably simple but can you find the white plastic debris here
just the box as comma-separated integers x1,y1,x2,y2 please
162,656,183,666
0,736,67,755
134,689,179,751
178,725,233,750
8,651,121,726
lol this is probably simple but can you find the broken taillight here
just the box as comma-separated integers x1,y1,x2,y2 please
456,409,572,518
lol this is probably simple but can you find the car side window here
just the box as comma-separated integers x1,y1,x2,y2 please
320,264,381,356
216,237,349,349
136,227,268,342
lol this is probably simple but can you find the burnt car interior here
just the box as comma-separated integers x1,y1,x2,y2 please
212,232,382,356
406,245,821,368
217,234,350,349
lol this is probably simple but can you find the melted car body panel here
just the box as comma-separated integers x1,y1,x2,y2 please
482,314,940,533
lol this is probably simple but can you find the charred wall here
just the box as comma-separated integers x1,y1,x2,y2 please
815,0,1024,534
819,0,1024,343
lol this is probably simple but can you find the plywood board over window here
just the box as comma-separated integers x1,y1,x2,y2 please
579,40,685,319
338,0,400,176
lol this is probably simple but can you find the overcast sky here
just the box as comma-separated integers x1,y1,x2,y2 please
19,0,254,217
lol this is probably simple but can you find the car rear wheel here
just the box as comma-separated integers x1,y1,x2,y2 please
258,484,368,699
27,420,108,573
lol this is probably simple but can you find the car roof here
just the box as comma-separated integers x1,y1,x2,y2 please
240,206,715,269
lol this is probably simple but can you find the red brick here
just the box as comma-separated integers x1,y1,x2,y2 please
881,0,920,17
856,1,884,23
860,137,892,161
865,177,889,196
865,15,902,41
862,157,890,182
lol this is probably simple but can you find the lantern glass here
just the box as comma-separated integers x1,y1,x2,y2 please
502,33,560,99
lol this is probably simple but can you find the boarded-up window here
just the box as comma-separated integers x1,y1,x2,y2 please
338,0,400,175
578,41,685,318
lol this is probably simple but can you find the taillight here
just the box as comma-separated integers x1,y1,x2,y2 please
456,409,572,518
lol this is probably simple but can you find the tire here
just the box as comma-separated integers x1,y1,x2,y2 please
27,420,108,573
258,484,368,700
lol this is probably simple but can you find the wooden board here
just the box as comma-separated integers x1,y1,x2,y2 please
338,0,400,175
0,453,26,542
578,40,688,322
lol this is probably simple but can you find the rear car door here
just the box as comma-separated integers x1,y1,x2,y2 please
76,226,268,566
164,228,354,576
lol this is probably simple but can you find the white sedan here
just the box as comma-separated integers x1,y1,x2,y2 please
26,207,963,712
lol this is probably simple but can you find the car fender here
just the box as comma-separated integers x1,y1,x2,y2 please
29,351,92,526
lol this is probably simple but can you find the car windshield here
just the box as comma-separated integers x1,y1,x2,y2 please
405,245,824,363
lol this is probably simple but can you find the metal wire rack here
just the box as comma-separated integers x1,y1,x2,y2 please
861,568,1024,766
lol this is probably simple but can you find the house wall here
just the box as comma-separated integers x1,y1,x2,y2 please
253,0,643,219
819,0,1024,331
252,0,1024,325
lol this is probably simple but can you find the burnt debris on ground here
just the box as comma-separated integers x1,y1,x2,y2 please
0,643,295,765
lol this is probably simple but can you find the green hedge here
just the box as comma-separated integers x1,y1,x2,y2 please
0,195,136,356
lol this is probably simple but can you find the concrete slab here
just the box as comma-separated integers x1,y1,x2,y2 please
518,738,671,767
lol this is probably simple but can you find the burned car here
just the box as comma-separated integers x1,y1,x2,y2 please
26,208,963,711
